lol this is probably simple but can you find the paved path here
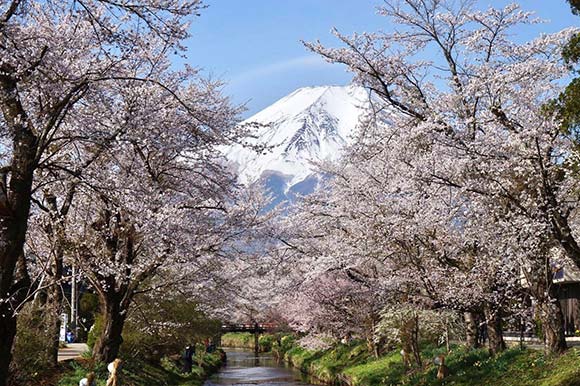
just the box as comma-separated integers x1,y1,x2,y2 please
505,336,580,350
58,343,89,362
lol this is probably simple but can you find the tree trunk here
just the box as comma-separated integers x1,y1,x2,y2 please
484,306,505,355
410,314,421,367
0,254,32,386
401,313,421,368
0,305,17,386
0,70,40,385
0,235,31,385
369,316,383,358
93,293,128,363
254,327,259,354
536,297,567,355
373,336,386,358
463,311,480,349
89,210,142,364
526,257,567,355
45,282,63,365
366,335,378,358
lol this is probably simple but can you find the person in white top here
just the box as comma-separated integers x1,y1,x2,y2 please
106,358,122,386
79,372,96,386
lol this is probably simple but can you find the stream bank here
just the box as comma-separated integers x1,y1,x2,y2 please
221,332,580,385
55,350,223,385
281,341,580,386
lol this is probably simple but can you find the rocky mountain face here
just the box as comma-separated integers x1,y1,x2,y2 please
225,85,372,204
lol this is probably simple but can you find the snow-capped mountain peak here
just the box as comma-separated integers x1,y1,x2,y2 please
226,85,371,189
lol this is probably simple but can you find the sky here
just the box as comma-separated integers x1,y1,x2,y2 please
180,1,579,118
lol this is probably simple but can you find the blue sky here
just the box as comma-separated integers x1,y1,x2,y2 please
181,1,578,117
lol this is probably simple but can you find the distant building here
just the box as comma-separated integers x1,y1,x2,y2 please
553,263,580,336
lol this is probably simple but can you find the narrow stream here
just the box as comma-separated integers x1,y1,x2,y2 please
203,348,316,386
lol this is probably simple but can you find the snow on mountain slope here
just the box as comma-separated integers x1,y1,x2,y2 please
226,85,371,190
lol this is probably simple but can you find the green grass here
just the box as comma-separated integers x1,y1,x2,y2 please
416,346,580,386
220,332,255,349
343,350,405,386
56,351,222,386
284,341,580,386
221,332,283,352
285,341,374,384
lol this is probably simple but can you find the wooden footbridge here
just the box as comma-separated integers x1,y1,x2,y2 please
220,323,280,352
221,323,278,333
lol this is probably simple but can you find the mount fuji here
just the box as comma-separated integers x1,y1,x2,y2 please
226,85,372,201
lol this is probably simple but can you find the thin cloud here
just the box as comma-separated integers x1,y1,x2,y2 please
229,55,329,86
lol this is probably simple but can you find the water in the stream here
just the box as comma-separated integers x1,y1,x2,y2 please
203,348,316,386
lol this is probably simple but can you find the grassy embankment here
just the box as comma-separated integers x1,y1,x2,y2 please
55,349,222,386
279,340,580,385
223,332,580,385
220,332,276,352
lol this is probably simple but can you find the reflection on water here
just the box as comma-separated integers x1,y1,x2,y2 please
204,348,315,386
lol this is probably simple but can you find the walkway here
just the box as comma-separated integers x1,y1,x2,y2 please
504,336,580,350
58,343,89,362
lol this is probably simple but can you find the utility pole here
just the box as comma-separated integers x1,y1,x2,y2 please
71,264,78,336
254,322,259,354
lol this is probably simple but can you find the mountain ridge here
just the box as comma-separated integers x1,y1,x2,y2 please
226,85,371,192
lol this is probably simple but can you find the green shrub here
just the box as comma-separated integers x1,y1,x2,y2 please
9,303,57,385
86,314,103,351
221,332,254,348
11,324,51,383
119,293,221,361
280,334,296,351
259,334,274,352
78,292,99,342
272,333,296,358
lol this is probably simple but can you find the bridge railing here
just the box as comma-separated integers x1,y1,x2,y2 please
221,323,279,332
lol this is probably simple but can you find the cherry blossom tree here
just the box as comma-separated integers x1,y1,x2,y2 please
302,0,579,354
51,76,246,362
277,102,517,354
0,0,230,381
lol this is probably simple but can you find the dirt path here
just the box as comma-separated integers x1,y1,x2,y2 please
57,343,89,362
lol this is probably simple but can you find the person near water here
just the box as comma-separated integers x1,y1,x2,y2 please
205,338,216,353
182,345,194,373
219,348,227,363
